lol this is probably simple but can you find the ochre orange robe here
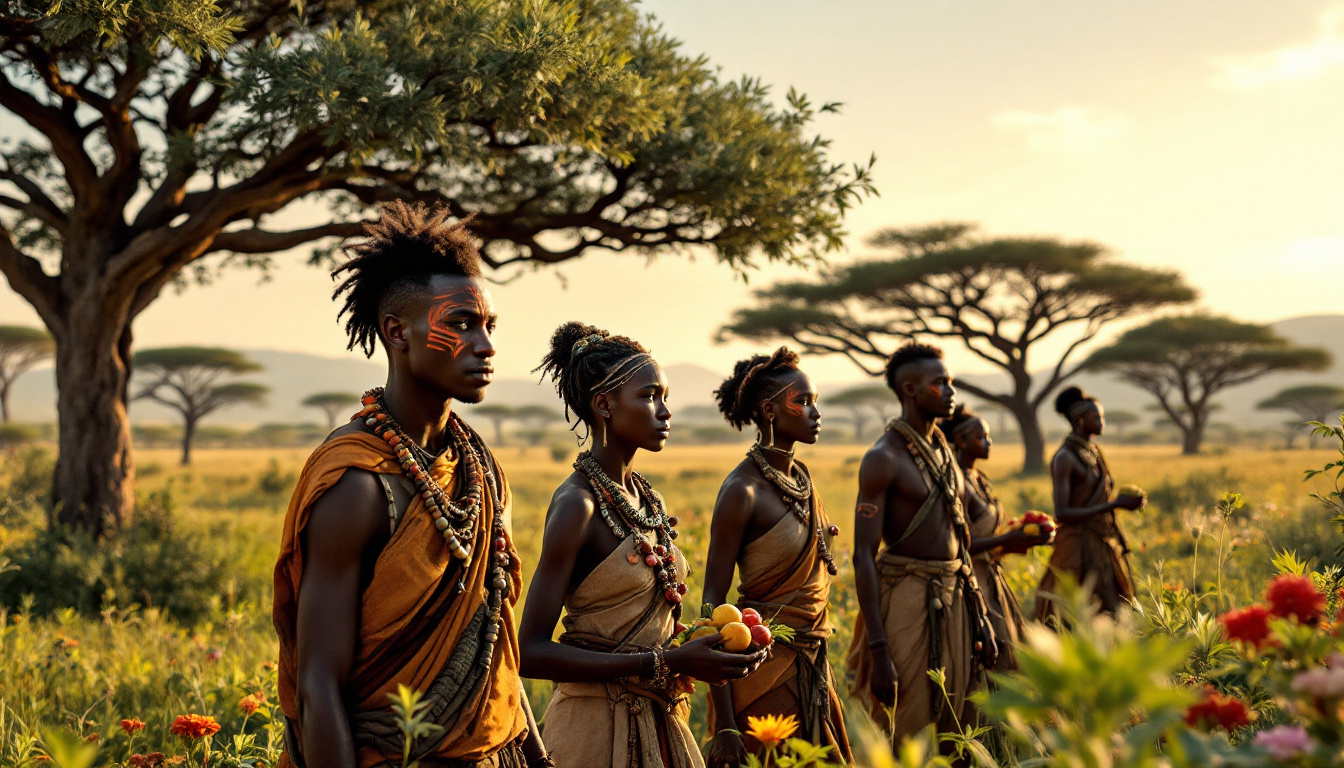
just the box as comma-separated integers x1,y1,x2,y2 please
273,432,526,768
710,486,852,763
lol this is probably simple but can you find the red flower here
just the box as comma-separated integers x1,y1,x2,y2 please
1267,574,1326,623
169,714,220,740
121,719,146,735
238,692,266,716
1184,687,1255,732
1219,605,1274,648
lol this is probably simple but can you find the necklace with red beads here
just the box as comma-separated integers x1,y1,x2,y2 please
573,450,687,616
747,444,840,576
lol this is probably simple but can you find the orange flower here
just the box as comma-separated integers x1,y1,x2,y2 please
121,718,147,735
239,692,266,716
745,713,799,748
169,714,221,740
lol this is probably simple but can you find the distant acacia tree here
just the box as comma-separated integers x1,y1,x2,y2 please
0,1,874,535
825,384,896,441
1106,409,1142,439
1257,385,1344,449
133,347,268,466
719,223,1195,473
0,325,53,422
1087,315,1331,455
472,404,518,446
302,391,360,431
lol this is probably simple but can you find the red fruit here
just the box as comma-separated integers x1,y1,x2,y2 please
645,555,659,567
741,608,762,627
750,624,772,646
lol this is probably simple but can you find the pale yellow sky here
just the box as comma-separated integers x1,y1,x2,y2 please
3,0,1344,385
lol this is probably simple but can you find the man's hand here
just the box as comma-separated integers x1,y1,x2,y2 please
977,620,999,668
868,645,898,708
707,729,747,768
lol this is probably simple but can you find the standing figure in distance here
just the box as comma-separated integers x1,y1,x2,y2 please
1033,386,1144,625
272,203,548,768
940,405,1050,673
846,343,998,749
702,348,853,768
519,322,766,768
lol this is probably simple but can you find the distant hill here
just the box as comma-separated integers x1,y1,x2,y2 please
9,316,1342,432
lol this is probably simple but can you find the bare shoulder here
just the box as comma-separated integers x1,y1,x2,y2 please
546,472,599,526
717,461,761,505
861,431,907,475
305,467,388,558
324,420,370,443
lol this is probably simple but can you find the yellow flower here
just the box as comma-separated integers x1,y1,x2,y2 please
745,713,799,748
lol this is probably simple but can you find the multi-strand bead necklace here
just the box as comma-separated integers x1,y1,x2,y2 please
573,451,687,616
354,388,515,668
747,445,840,576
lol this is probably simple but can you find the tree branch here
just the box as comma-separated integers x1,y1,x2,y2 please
206,221,369,254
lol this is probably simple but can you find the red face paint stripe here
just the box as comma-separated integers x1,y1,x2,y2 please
426,286,489,356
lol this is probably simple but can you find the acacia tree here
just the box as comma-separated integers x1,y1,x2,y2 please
1257,385,1344,449
1087,315,1331,455
302,391,359,431
825,384,895,441
471,403,517,446
1104,409,1141,439
0,1,873,534
718,224,1195,473
0,324,53,421
133,347,267,466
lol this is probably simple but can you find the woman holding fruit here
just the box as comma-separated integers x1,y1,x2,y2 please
939,405,1052,672
1033,386,1146,625
700,348,853,768
519,322,766,768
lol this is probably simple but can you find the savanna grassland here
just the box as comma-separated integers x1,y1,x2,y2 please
0,439,1340,767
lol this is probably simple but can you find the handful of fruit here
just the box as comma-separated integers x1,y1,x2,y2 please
670,603,793,652
1117,484,1148,511
1002,510,1057,549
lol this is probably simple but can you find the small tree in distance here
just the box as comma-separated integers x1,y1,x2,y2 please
302,392,360,431
0,325,54,422
133,348,268,465
1106,409,1142,439
1257,385,1344,449
825,384,896,441
472,404,518,446
718,223,1197,474
1087,315,1331,455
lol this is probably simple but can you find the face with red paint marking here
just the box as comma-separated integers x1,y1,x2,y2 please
385,275,498,404
761,372,820,446
900,358,957,420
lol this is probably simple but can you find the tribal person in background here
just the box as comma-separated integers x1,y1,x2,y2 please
273,202,549,768
846,343,998,749
1033,386,1145,625
520,322,766,768
702,348,853,768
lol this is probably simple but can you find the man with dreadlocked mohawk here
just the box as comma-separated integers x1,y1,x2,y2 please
272,202,549,768
1032,386,1143,625
701,347,853,768
845,342,998,751
519,322,765,768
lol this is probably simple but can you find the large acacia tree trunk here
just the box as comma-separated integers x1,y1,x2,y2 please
49,287,137,537
1010,401,1048,476
1181,418,1206,455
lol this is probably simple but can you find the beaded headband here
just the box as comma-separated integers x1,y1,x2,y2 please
951,415,986,439
1066,398,1096,422
570,333,606,360
592,352,657,396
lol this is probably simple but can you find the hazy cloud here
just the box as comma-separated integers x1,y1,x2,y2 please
1212,5,1344,88
991,107,1128,155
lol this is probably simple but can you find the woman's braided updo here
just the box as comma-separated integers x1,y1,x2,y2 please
534,321,655,432
712,347,802,430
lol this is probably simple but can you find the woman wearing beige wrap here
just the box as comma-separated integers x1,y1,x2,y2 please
938,406,1051,673
520,322,766,768
702,348,853,767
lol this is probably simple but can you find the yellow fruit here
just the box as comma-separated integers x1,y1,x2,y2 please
689,626,717,642
693,617,714,628
1022,523,1040,536
669,639,682,648
711,604,743,629
719,621,752,652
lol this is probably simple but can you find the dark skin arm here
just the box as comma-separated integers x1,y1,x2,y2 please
852,447,900,708
965,486,1051,555
295,468,389,768
519,480,766,685
1051,450,1142,524
702,478,756,768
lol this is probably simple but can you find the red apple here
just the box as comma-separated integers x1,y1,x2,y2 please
750,624,772,647
741,608,762,628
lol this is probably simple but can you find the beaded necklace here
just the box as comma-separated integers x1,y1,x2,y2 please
353,387,517,670
573,451,687,615
746,445,840,576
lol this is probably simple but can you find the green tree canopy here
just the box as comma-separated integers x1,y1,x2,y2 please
1087,315,1331,455
133,347,267,465
1257,384,1344,448
302,391,360,431
0,0,874,534
0,324,53,422
719,223,1196,473
471,403,518,445
824,384,895,442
